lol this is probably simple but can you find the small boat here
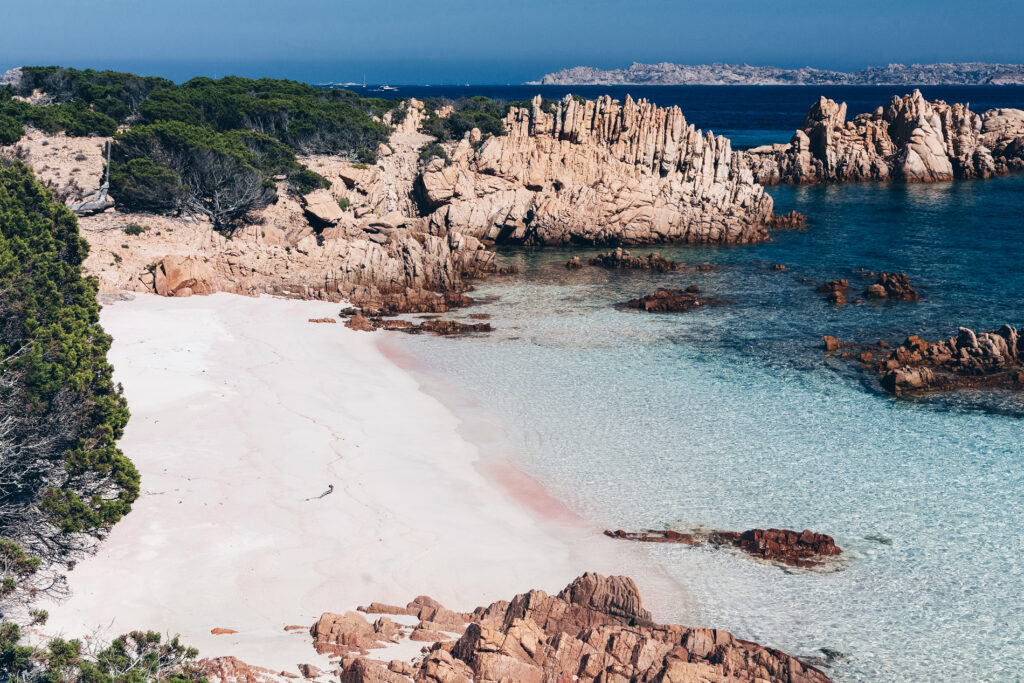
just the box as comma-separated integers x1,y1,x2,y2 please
373,85,399,92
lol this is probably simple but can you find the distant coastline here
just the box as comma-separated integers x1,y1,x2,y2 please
530,62,1024,86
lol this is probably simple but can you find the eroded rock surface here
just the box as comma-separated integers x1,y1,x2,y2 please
420,94,779,246
331,573,831,683
740,91,1024,184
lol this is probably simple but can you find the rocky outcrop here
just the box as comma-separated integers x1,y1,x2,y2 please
740,91,1024,185
870,326,1024,394
152,255,217,297
310,611,403,656
199,656,287,683
332,573,830,683
817,279,851,304
864,272,919,301
420,94,780,246
606,528,842,568
588,247,680,271
618,287,719,313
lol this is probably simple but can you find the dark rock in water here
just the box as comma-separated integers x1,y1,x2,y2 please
588,247,679,271
823,335,840,352
865,272,920,301
565,255,583,269
864,533,894,545
617,288,720,313
378,319,492,336
817,279,850,295
766,210,807,231
605,527,842,568
345,287,471,316
871,324,1024,394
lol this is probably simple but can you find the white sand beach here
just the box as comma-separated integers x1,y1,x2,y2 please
40,293,682,672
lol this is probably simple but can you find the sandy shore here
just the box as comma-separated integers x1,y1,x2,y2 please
40,293,682,672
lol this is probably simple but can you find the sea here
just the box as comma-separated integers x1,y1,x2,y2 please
370,85,1024,681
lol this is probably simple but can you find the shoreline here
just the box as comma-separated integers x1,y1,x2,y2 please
376,333,698,625
37,292,688,673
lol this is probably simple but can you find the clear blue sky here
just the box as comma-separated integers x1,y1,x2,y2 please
3,0,1022,84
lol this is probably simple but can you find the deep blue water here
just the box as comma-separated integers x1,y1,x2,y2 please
391,88,1024,681
359,84,1024,149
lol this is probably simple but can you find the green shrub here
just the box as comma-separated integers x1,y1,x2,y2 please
291,167,330,194
0,161,138,539
0,115,24,145
338,197,350,210
418,142,449,165
122,223,145,236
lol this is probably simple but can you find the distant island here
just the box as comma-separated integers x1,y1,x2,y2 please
529,62,1024,86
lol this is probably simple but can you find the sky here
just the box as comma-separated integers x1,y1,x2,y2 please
3,0,1023,84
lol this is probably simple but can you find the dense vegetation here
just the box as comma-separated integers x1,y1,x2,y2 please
0,159,138,609
0,67,407,228
0,160,205,680
109,121,328,227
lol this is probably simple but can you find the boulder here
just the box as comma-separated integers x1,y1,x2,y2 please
153,255,216,297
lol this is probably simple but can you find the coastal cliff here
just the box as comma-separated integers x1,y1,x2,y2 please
419,94,776,245
4,94,785,306
739,90,1024,184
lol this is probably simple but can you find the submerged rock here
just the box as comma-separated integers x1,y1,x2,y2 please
605,528,842,568
588,247,680,271
617,288,720,313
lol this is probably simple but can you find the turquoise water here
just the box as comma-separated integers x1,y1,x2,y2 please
394,175,1024,681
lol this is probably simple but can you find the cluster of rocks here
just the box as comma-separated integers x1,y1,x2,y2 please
584,247,680,271
419,94,783,246
617,286,719,313
865,272,919,301
872,326,1024,394
817,272,919,304
343,310,491,336
199,573,830,682
739,91,1024,184
605,528,842,569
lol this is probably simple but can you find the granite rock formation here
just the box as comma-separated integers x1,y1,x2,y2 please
740,91,1024,185
330,573,831,683
605,528,842,568
419,94,778,246
5,95,796,310
872,326,1024,394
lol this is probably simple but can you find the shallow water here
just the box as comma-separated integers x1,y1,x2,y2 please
393,174,1024,681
